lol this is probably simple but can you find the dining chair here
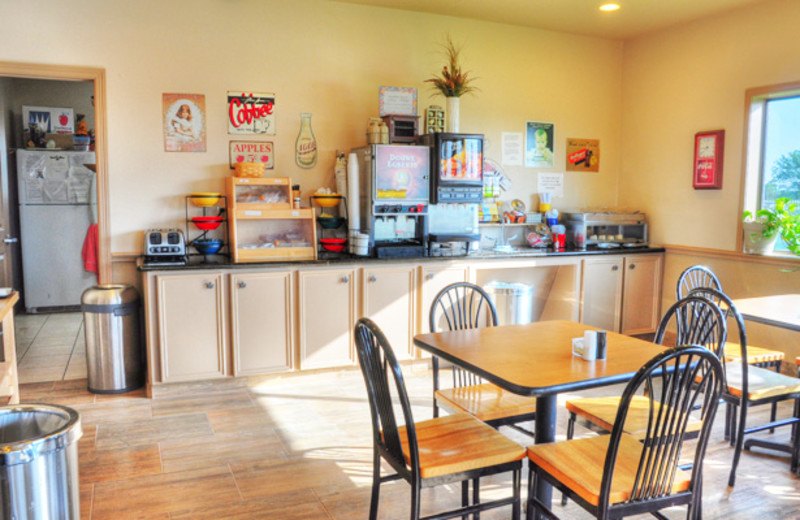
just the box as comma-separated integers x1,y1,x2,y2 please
527,345,725,520
430,282,537,436
561,294,726,505
688,287,800,487
354,317,525,520
676,264,784,373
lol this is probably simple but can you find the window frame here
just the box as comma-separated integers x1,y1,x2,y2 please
738,81,800,255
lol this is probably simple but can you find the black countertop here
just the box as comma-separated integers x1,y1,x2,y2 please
137,245,665,271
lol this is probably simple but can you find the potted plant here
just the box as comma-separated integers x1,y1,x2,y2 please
742,197,800,254
425,36,478,133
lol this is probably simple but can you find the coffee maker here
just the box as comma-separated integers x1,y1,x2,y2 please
351,144,430,258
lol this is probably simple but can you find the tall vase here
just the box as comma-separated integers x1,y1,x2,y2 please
446,96,460,133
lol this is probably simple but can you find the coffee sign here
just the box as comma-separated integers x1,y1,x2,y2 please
227,92,275,135
229,141,274,169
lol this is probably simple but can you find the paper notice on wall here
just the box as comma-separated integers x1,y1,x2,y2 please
501,132,523,166
538,172,564,198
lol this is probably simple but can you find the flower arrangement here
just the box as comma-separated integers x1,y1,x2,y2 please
425,36,478,98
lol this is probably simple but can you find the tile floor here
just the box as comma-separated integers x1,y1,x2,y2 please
15,311,87,383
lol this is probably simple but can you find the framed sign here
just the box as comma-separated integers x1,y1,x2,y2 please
693,129,724,189
525,121,554,168
566,138,599,172
229,141,274,169
227,92,275,135
163,93,206,153
379,87,417,117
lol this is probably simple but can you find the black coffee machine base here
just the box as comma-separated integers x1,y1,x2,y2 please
374,243,426,258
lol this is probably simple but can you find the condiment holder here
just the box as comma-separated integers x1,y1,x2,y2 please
572,330,607,361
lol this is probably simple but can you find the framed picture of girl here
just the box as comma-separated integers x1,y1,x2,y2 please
525,121,555,168
163,93,206,152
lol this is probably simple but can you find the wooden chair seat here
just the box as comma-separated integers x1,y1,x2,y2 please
724,342,784,366
435,383,537,423
527,433,691,507
565,395,702,440
396,413,525,479
724,364,800,401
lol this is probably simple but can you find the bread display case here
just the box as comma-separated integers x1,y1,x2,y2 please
227,177,316,263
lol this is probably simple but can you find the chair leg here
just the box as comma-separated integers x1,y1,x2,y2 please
724,402,732,441
770,402,778,434
561,413,576,506
526,465,535,520
433,357,440,418
369,450,381,520
792,403,800,475
728,403,738,447
473,477,480,520
728,404,748,487
411,480,421,520
513,467,521,520
462,481,469,520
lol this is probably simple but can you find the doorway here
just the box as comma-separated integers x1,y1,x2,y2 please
0,62,110,312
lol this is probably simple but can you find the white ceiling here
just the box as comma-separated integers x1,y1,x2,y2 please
331,0,768,40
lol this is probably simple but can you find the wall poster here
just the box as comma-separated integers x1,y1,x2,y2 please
163,93,206,153
227,92,276,135
525,121,555,168
566,138,600,172
229,141,274,169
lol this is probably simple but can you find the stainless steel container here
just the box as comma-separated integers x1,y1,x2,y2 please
81,285,143,393
485,282,534,325
0,404,82,520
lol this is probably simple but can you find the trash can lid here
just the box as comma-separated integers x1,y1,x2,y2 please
0,404,82,466
82,284,139,307
484,281,534,294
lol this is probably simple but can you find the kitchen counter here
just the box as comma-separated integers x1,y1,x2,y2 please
137,245,665,271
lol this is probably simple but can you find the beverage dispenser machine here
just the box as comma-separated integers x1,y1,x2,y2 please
351,144,430,258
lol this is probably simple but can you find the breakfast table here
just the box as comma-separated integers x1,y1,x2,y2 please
732,294,800,332
413,320,667,515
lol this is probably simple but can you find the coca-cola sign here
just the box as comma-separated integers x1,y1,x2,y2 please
227,91,275,135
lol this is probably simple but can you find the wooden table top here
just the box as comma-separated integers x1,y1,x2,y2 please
732,294,800,332
413,320,667,397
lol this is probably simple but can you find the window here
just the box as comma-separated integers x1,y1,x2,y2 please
742,83,800,253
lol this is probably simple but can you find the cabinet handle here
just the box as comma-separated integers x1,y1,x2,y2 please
611,265,619,271
238,281,247,289
368,275,377,283
629,264,636,270
425,273,434,280
340,275,349,283
205,282,215,289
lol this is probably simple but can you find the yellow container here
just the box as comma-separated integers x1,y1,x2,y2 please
538,202,552,213
190,192,222,207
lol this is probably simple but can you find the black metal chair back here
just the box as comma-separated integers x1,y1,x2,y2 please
354,317,419,481
676,265,722,300
601,346,724,516
429,282,499,397
655,295,727,359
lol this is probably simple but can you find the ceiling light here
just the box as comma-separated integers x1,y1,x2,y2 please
599,3,620,12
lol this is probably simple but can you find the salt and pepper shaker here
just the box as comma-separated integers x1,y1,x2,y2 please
596,330,607,360
582,330,597,361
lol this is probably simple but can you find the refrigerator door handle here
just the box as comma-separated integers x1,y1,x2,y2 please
4,236,18,244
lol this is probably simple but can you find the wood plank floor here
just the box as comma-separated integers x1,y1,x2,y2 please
17,363,800,519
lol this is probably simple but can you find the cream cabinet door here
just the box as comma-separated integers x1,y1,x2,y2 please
156,272,227,382
231,271,293,376
362,265,416,360
420,264,469,333
621,254,663,334
298,268,357,369
581,257,623,332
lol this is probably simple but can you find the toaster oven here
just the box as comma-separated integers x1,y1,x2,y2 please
143,228,187,265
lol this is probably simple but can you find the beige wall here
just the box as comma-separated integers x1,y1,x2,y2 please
0,0,624,253
620,0,800,250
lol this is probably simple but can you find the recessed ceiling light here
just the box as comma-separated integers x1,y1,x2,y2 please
599,3,621,12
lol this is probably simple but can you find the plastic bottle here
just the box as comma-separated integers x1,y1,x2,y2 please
295,113,318,169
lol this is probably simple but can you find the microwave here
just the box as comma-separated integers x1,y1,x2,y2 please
416,133,484,204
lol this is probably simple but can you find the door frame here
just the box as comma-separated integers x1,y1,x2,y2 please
0,61,110,284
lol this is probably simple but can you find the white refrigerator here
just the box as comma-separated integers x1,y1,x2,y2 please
16,149,97,312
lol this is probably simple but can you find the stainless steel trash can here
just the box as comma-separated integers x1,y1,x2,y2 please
0,404,82,520
81,284,143,394
485,282,534,325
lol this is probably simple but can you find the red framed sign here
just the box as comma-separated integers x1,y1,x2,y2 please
693,129,724,189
